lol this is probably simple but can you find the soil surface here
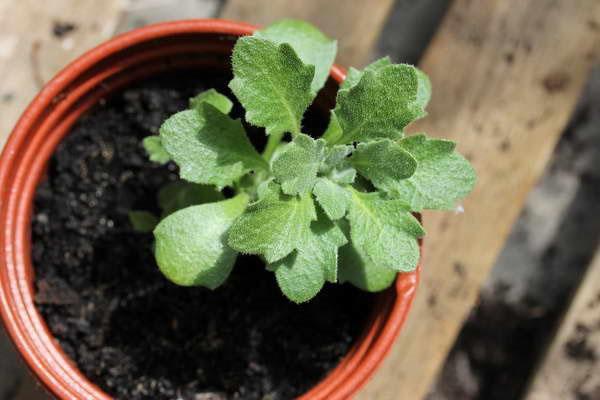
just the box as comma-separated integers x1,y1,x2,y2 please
31,71,373,400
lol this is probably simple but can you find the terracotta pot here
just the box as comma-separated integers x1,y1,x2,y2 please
0,19,420,400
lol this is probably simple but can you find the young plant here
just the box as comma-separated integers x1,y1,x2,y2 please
131,19,476,303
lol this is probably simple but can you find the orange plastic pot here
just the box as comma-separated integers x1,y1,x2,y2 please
0,19,421,400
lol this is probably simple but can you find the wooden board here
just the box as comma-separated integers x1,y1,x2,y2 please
222,0,395,68
525,247,600,400
0,0,123,146
357,1,600,399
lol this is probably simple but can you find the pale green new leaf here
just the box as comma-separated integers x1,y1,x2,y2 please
143,136,170,164
228,183,316,263
347,189,424,272
271,134,325,195
391,134,476,211
351,139,417,191
230,37,315,136
256,19,337,94
189,88,233,114
329,164,357,185
160,105,266,188
129,211,159,233
321,144,353,171
158,180,224,216
153,194,248,287
332,63,427,144
312,177,350,220
272,210,347,303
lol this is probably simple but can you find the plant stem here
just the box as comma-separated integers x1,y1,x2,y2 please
262,131,284,162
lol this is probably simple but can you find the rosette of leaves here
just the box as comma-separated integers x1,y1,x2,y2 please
131,19,476,303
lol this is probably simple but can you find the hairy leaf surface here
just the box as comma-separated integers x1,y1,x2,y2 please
347,190,424,272
351,139,417,190
391,134,476,210
160,105,266,188
271,210,346,303
154,194,248,287
271,134,325,195
257,19,336,94
143,136,170,164
228,184,316,263
230,37,314,136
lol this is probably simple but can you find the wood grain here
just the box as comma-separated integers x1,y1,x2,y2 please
525,247,600,400
0,0,122,146
357,1,600,399
221,0,395,68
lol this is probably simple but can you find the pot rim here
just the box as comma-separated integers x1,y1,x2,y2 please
0,19,420,400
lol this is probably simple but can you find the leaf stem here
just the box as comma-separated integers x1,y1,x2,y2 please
262,131,284,162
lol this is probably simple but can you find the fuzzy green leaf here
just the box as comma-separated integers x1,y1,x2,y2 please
230,36,315,136
129,211,159,233
143,136,171,164
338,57,431,110
160,105,266,188
338,242,398,292
158,181,224,217
228,183,316,263
339,57,392,91
154,194,248,287
415,69,432,110
331,62,427,144
313,177,350,220
351,139,417,190
321,144,352,171
272,210,347,303
336,219,397,291
189,89,233,114
347,189,424,272
322,111,343,143
256,19,337,94
271,134,325,195
329,165,357,185
391,134,476,211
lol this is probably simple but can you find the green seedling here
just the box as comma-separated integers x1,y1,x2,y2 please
131,19,476,303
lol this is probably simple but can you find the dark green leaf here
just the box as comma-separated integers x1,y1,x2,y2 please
129,211,159,233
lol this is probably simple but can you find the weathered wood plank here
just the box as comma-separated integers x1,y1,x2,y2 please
0,0,122,146
221,0,395,67
357,1,600,399
525,247,600,400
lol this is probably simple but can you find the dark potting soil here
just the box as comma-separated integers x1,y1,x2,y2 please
31,71,374,400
